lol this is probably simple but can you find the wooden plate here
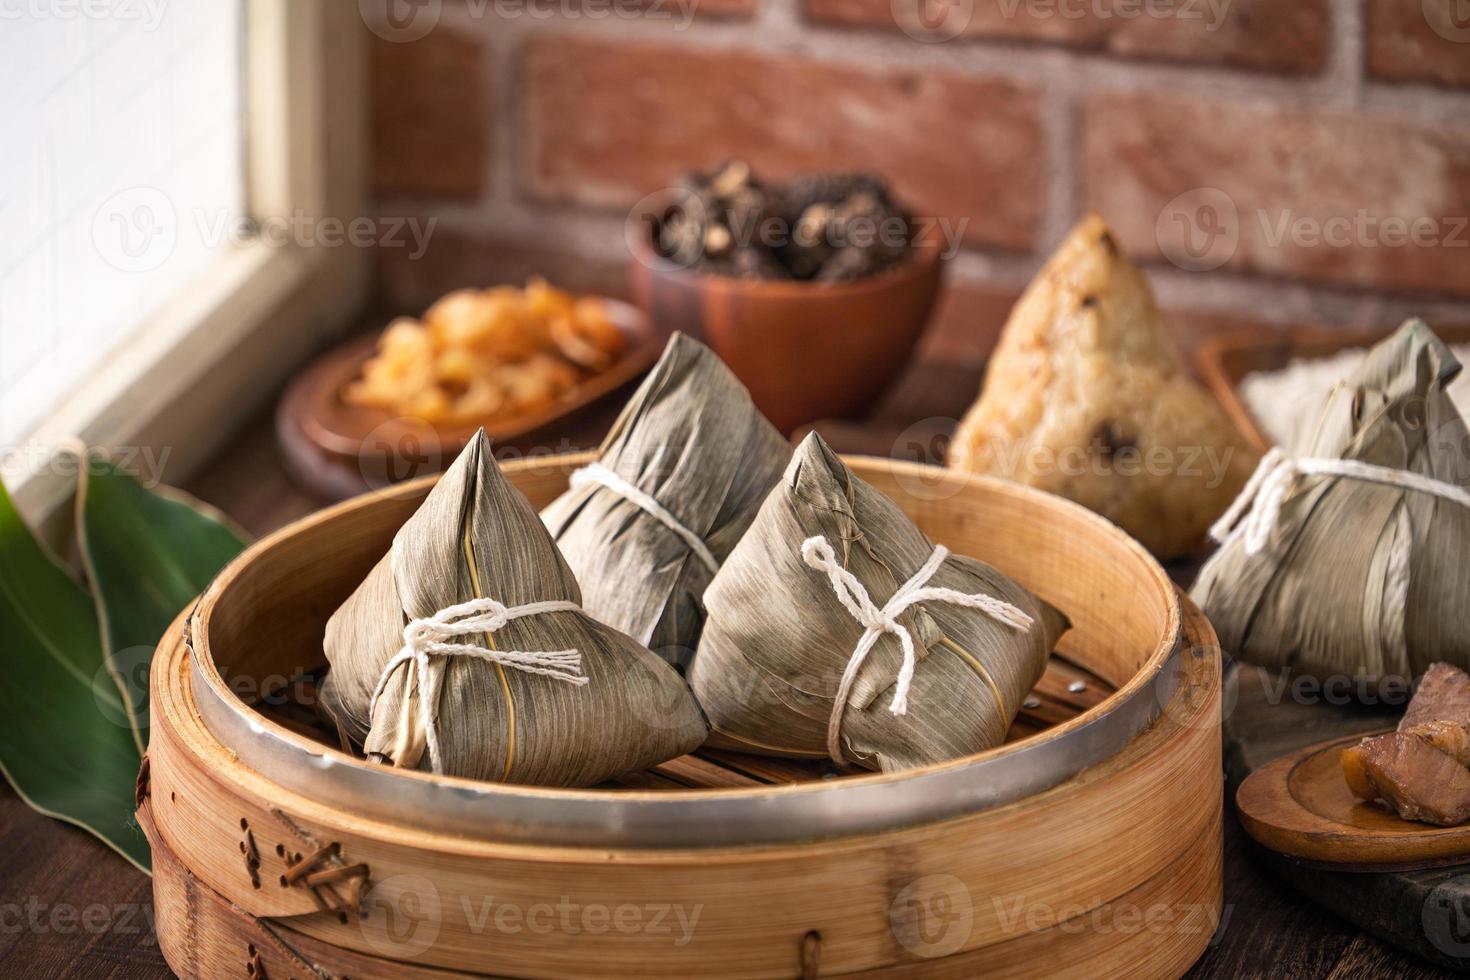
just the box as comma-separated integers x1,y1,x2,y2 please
1236,730,1470,871
1196,323,1470,455
276,298,660,499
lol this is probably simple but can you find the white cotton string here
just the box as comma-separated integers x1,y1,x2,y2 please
800,535,1034,767
570,462,721,575
368,596,588,775
1209,446,1470,557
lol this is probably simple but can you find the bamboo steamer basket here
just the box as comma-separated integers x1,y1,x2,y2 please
140,453,1223,978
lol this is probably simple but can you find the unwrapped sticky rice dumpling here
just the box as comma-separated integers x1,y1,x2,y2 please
319,430,707,787
688,433,1068,773
948,214,1258,558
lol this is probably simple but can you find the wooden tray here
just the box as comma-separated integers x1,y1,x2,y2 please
275,299,660,500
1196,323,1470,454
143,454,1224,977
1237,731,1470,872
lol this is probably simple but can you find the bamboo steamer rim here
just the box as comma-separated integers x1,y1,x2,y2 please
187,452,1183,846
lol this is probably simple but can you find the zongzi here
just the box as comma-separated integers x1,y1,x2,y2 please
948,214,1258,558
1194,320,1470,688
541,333,789,667
688,432,1068,773
319,430,707,787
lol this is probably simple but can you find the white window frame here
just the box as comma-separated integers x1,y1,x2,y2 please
7,0,368,537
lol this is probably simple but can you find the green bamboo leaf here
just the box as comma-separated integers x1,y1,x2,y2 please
77,455,248,753
0,473,149,872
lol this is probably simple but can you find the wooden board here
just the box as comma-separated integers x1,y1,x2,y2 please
1223,662,1470,972
1236,731,1470,871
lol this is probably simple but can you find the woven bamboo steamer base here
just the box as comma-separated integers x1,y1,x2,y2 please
143,454,1222,977
140,789,1222,980
144,611,1220,978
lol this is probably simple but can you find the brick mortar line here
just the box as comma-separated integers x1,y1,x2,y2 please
484,24,517,210
1042,85,1080,253
1322,0,1365,108
432,5,1469,116
373,194,1470,329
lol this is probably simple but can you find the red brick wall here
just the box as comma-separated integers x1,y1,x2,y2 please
365,0,1470,368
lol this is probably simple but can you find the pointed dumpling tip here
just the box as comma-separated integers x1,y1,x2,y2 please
785,429,843,481
1060,213,1122,258
658,330,712,363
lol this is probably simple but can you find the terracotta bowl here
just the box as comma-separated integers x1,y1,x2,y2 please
629,234,946,433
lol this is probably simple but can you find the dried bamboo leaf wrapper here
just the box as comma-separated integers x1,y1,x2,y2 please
688,433,1068,772
541,333,788,665
320,431,707,787
1192,320,1470,686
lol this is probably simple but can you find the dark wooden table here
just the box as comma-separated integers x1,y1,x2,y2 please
0,356,1457,978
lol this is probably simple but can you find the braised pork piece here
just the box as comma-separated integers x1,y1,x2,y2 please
1343,663,1470,826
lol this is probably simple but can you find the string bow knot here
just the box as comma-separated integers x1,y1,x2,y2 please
1209,446,1470,557
800,535,1033,766
369,596,588,775
571,462,720,574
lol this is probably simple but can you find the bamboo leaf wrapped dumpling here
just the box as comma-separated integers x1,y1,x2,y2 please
541,333,789,666
1193,320,1470,688
319,430,707,787
688,433,1069,772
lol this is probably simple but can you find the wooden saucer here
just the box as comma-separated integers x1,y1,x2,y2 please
276,299,660,500
1237,730,1470,871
